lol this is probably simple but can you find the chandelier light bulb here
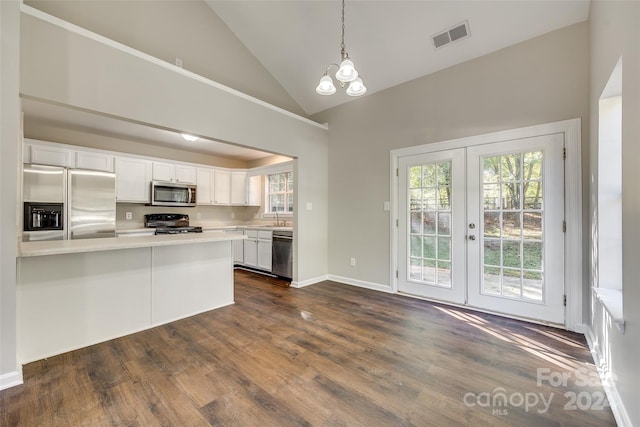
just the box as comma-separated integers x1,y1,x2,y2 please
316,74,337,95
336,58,358,83
346,77,367,97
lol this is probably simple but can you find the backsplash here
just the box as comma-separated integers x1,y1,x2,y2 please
116,203,265,229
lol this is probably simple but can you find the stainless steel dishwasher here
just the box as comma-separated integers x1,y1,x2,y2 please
272,230,293,280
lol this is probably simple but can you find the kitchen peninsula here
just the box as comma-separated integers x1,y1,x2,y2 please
17,232,244,364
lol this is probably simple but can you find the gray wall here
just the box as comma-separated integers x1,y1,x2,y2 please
589,1,640,425
312,22,589,293
0,0,20,384
24,0,306,117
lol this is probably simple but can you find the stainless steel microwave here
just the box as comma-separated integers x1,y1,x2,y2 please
150,181,197,207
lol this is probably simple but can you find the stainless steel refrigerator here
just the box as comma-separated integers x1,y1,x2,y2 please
23,164,116,241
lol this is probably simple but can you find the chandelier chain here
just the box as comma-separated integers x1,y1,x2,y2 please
340,0,346,59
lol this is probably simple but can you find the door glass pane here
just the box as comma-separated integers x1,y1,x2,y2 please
437,261,451,286
423,259,436,283
502,212,522,239
484,212,500,238
502,183,521,209
410,235,422,258
523,212,542,239
501,153,522,181
410,212,422,234
437,212,451,235
481,150,544,302
483,267,501,295
406,160,453,288
410,258,422,280
423,236,436,259
424,212,436,234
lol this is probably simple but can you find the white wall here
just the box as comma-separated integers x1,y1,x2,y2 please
313,22,590,299
23,0,306,117
0,0,21,387
589,1,640,425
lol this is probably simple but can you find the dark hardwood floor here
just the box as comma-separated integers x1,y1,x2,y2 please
1,270,615,426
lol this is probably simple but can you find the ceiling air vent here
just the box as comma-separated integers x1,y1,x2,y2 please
432,21,470,49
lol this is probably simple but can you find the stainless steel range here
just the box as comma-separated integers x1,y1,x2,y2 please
144,213,202,235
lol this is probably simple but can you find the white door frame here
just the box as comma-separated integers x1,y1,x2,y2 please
390,119,583,332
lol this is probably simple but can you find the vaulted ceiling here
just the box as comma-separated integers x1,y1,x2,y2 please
206,0,590,115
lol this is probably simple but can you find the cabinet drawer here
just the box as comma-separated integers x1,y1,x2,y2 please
258,230,272,240
244,230,258,238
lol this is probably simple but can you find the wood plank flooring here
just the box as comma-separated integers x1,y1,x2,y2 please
1,270,615,426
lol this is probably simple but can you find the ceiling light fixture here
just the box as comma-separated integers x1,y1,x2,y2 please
181,133,198,142
316,0,366,97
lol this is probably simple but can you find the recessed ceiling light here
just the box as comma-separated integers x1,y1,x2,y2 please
181,133,198,142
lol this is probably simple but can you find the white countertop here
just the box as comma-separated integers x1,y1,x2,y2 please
18,232,246,258
116,225,294,235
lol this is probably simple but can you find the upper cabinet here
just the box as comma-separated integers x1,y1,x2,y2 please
196,168,214,205
248,175,262,206
152,161,196,184
115,157,152,203
29,144,73,167
213,170,231,205
75,151,114,172
230,171,248,205
25,139,113,172
230,172,262,206
24,139,269,207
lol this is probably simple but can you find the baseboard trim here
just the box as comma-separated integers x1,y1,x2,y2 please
327,275,393,293
0,370,23,391
583,325,633,427
291,275,328,288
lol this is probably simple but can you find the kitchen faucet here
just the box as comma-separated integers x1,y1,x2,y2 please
274,211,286,227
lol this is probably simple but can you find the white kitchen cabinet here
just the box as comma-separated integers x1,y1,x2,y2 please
152,161,174,182
29,143,73,167
243,230,258,267
175,164,197,183
75,151,114,172
230,171,248,205
115,157,152,203
196,168,214,205
214,170,231,204
257,231,272,271
152,161,196,183
248,175,262,206
242,229,272,272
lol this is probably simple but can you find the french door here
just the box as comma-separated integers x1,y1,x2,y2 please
398,133,565,324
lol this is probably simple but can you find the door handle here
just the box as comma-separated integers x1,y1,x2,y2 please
468,235,476,241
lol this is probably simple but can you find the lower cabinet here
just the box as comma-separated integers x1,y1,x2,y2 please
257,239,272,271
224,229,245,263
242,229,272,272
244,235,258,267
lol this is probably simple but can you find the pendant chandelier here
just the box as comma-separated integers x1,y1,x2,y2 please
316,0,367,97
